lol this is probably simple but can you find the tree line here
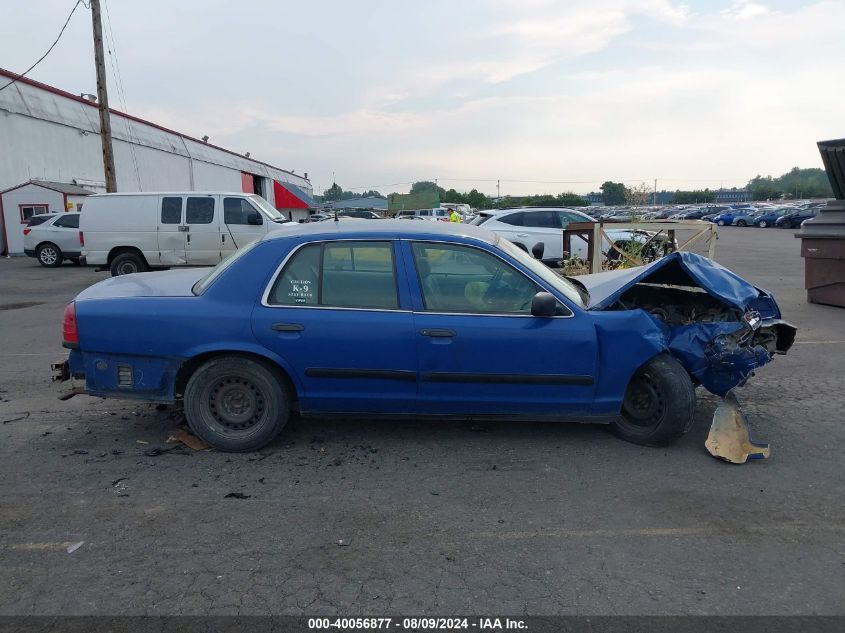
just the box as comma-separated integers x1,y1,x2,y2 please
317,166,833,207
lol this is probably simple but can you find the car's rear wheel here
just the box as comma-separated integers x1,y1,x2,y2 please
780,220,793,229
110,252,148,276
184,356,291,452
611,354,695,446
36,243,62,267
758,220,768,228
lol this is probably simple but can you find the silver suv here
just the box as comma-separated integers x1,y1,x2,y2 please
23,212,81,267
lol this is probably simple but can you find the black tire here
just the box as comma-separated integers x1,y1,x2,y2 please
736,220,747,227
36,243,62,267
110,251,148,276
611,354,696,446
780,220,793,229
757,220,768,228
184,356,291,452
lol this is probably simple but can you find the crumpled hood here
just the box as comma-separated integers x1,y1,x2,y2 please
575,251,778,316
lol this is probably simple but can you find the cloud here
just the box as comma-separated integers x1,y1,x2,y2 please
720,0,771,20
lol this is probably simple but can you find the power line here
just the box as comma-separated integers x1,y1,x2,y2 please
0,0,85,92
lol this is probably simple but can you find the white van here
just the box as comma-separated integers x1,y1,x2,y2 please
79,192,289,276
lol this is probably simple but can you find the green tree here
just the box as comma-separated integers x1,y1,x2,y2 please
466,189,488,209
410,181,447,198
323,182,343,202
600,181,626,205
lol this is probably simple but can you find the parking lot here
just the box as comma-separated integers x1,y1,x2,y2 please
0,226,843,615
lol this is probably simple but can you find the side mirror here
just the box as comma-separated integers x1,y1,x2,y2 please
531,291,558,317
247,212,263,225
531,242,545,260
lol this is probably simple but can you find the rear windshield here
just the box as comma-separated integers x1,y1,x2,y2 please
192,240,259,295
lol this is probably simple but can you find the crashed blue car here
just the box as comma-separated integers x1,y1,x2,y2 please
54,221,795,452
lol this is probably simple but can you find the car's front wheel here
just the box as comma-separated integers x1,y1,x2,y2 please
758,220,768,228
184,356,291,452
716,220,726,226
36,243,62,267
736,219,747,227
611,354,695,446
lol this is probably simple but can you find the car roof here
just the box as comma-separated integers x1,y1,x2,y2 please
483,207,588,216
262,218,498,244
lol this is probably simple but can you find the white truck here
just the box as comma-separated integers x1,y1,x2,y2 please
79,192,290,275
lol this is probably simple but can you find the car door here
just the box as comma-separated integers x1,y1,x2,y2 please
252,239,418,414
50,213,81,254
402,240,597,416
222,196,267,256
158,196,187,265
184,195,222,265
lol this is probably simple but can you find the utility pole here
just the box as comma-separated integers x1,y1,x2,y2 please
496,179,500,201
653,178,657,206
90,0,117,192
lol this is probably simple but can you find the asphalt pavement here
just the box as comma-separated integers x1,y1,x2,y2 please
0,226,843,615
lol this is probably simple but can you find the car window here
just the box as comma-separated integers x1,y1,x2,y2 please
224,197,259,225
53,214,80,228
523,211,561,228
192,240,260,295
411,242,538,314
26,215,55,227
269,241,399,309
498,212,524,226
186,197,214,224
161,197,182,224
419,210,431,217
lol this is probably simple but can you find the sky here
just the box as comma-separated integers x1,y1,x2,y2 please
1,0,842,196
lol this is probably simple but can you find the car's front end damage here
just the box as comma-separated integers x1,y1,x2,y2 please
575,252,797,461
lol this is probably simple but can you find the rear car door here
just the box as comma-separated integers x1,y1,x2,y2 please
50,213,81,255
184,195,222,265
403,240,597,416
252,239,418,414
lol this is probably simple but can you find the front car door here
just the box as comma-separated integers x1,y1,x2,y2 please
402,239,597,416
252,239,418,414
184,195,222,265
50,213,81,255
222,196,268,256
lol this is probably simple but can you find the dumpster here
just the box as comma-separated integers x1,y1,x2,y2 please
797,139,845,307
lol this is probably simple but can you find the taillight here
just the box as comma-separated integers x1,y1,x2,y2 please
23,228,31,235
62,302,79,349
79,231,84,246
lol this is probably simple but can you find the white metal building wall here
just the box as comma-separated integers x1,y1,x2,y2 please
0,74,312,203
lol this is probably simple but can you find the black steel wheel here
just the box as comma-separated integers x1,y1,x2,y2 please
611,354,696,446
184,356,290,452
110,252,148,276
36,243,62,267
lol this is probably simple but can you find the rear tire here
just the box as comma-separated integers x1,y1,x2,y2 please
184,356,291,452
110,252,148,276
611,354,696,446
36,243,62,267
736,220,747,227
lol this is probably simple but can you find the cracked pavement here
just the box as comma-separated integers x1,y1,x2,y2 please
0,227,843,615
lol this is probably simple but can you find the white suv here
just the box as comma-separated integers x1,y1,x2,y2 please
23,212,82,267
472,207,650,262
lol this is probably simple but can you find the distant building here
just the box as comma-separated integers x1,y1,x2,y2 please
322,197,388,212
584,192,603,205
714,188,750,203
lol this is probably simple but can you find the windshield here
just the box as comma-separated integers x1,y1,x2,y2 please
192,239,260,295
249,195,287,222
496,236,586,308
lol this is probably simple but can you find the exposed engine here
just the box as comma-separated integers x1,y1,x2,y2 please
612,283,741,327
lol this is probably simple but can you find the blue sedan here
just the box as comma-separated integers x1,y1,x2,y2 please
56,221,795,452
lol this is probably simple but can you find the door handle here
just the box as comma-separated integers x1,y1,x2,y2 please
178,225,189,232
272,323,304,332
421,328,455,338
222,234,226,243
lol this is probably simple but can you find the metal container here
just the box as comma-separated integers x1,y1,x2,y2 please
797,140,845,307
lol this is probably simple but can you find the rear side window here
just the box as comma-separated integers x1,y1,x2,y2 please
269,241,398,309
523,211,561,228
186,197,214,224
53,214,80,228
26,215,54,227
224,197,258,225
498,212,524,226
161,197,182,224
